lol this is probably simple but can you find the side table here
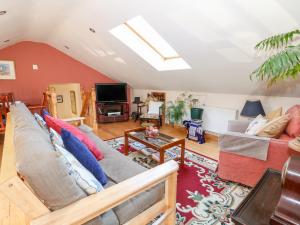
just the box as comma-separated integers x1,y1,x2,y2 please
231,169,281,225
232,169,282,225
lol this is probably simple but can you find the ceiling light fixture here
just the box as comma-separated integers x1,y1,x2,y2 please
0,11,7,15
64,45,70,50
89,28,96,33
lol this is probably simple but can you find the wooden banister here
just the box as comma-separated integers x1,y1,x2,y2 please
46,88,97,129
31,160,178,225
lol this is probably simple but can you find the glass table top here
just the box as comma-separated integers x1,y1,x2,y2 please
128,130,179,147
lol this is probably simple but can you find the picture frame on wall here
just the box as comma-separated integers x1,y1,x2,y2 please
0,60,16,80
57,95,63,103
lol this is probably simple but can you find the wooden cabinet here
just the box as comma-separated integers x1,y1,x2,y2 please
96,102,129,123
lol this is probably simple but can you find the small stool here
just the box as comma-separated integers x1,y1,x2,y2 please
183,120,205,144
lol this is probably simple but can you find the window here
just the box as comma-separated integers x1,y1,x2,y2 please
110,15,191,71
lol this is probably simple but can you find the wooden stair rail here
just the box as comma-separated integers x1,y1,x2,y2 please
0,112,179,225
45,91,57,118
46,88,97,130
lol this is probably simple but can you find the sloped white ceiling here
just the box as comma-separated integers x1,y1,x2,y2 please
1,0,300,97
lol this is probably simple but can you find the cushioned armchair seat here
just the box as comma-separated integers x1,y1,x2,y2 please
217,120,292,187
140,113,160,119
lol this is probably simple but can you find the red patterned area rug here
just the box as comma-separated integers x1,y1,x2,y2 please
105,137,251,225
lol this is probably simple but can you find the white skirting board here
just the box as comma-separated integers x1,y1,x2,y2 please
202,106,238,134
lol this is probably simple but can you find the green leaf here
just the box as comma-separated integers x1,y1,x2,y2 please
251,44,300,85
255,29,300,51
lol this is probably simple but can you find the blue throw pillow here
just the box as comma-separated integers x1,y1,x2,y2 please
61,128,107,186
42,109,50,120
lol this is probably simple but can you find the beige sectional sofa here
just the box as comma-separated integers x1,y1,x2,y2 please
7,103,172,225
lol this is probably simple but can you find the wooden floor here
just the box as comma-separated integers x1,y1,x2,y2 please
95,120,220,160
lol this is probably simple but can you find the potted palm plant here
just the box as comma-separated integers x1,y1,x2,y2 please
166,100,186,126
251,29,300,86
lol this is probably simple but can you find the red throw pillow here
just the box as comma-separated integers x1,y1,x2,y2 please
45,115,104,160
285,105,300,138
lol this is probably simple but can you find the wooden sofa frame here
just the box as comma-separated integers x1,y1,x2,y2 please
0,113,179,225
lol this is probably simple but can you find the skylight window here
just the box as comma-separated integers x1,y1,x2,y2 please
110,15,191,71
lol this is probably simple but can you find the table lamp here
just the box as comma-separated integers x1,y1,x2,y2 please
133,97,141,104
240,100,265,118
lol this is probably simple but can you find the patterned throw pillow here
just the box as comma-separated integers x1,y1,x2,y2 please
245,115,268,135
61,128,108,186
257,114,290,138
49,128,64,147
54,144,103,195
33,113,48,130
41,109,50,120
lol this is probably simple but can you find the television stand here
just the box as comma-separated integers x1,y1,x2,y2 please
96,102,129,123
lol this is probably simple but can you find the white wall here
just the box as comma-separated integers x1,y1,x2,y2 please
132,89,300,119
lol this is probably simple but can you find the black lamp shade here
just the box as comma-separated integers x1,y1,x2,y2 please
133,97,141,104
240,100,265,117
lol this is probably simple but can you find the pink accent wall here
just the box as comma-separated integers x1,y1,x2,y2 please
0,41,130,105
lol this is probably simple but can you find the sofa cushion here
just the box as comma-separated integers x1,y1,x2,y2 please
285,105,300,138
33,113,48,130
266,107,282,121
279,133,294,141
86,210,119,225
257,114,290,138
11,104,119,224
11,104,87,211
78,126,165,224
12,103,45,131
61,129,108,186
45,115,104,160
50,128,65,147
54,144,104,195
245,114,267,135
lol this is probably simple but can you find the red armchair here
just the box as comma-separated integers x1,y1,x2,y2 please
217,105,300,187
218,135,291,187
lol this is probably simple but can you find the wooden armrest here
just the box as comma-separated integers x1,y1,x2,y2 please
61,117,85,122
125,127,146,134
31,160,179,225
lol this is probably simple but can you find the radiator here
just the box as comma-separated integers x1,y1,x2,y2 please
202,106,238,134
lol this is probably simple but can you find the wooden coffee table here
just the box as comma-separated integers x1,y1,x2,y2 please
124,127,185,167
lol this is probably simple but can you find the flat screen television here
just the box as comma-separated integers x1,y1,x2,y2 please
95,83,127,103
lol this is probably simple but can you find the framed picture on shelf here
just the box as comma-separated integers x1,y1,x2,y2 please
0,60,16,80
